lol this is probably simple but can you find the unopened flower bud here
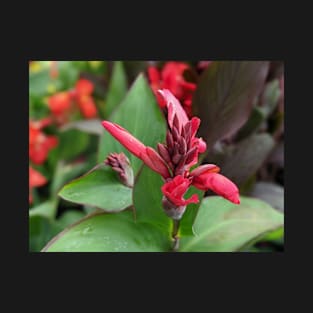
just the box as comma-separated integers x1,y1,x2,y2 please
105,152,134,187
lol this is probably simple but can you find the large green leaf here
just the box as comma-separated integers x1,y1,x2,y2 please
192,61,269,151
42,211,171,252
29,200,58,220
209,133,275,187
98,74,167,175
104,61,128,117
58,165,132,212
133,165,171,233
179,196,284,252
56,210,86,230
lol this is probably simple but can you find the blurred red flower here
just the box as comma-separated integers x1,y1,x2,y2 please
47,78,97,125
29,166,47,204
148,62,196,117
29,118,58,165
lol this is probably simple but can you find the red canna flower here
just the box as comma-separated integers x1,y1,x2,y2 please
29,119,58,165
101,89,240,220
147,62,196,117
29,166,47,204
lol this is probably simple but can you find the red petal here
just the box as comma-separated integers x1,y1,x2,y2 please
161,175,199,206
193,173,240,204
147,66,160,84
190,164,220,177
157,89,189,131
102,121,147,159
190,117,201,138
142,147,170,179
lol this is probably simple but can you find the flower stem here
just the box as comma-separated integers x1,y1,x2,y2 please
172,219,180,252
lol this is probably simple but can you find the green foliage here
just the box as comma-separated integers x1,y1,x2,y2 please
104,61,128,117
43,211,171,252
59,165,133,212
133,165,171,233
180,196,283,252
29,61,284,253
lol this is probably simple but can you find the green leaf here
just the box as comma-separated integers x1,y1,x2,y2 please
60,119,104,135
50,160,93,196
29,215,62,252
29,200,58,220
192,61,269,150
58,165,132,212
58,129,90,161
260,79,281,118
56,210,86,230
179,186,204,236
235,107,265,141
133,165,171,233
236,78,281,140
98,74,167,175
262,227,284,242
104,61,128,117
209,133,275,187
179,196,284,252
42,211,171,252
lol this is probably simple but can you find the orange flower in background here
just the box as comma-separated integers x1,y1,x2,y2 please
48,91,73,117
147,62,196,117
29,166,47,204
29,118,58,165
47,78,97,124
74,79,97,119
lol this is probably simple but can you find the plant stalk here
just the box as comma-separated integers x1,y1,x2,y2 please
172,219,180,252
